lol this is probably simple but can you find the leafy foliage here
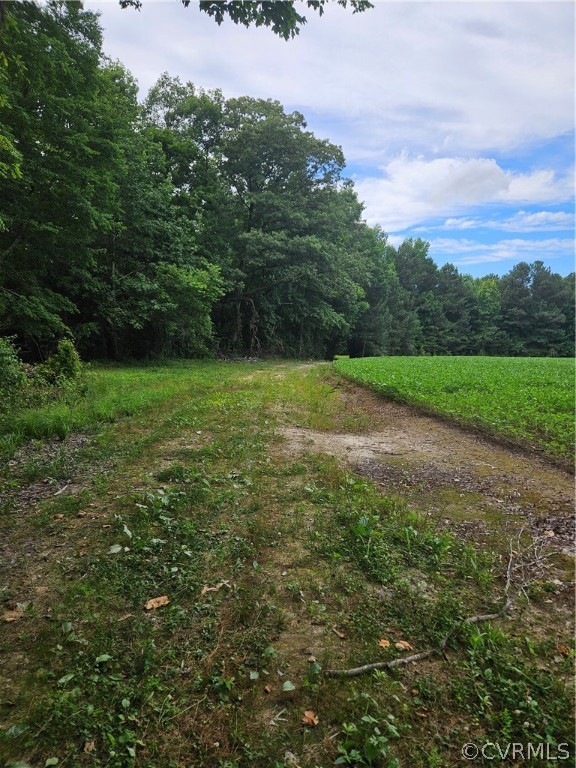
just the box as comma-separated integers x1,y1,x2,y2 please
0,4,573,362
0,336,27,400
118,0,374,40
36,339,82,384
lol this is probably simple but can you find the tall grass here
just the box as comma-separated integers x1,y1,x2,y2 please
0,362,256,458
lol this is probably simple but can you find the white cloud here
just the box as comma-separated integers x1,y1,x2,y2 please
435,211,575,233
429,237,575,266
91,1,574,161
354,155,574,231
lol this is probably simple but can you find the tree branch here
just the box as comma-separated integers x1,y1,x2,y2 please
326,532,545,679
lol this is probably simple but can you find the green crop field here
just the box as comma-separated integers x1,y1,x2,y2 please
334,356,575,462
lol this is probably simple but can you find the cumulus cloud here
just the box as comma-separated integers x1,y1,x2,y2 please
429,237,575,267
92,1,574,160
90,0,574,273
435,211,575,233
354,155,574,232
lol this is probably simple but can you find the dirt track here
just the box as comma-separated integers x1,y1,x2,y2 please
281,382,575,559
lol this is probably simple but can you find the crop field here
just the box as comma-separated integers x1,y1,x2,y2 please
333,356,575,462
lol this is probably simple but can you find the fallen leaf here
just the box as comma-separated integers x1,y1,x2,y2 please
543,530,555,537
2,609,24,623
395,640,414,651
83,741,95,754
117,613,134,622
200,581,230,596
307,655,316,663
53,514,64,520
302,710,319,727
264,684,272,694
556,645,570,657
144,595,170,610
378,638,391,648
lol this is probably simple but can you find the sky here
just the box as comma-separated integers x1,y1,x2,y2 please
87,0,575,278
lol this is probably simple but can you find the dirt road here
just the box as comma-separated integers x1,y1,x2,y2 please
282,377,574,562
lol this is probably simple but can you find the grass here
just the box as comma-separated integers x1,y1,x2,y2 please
333,356,575,462
0,362,231,456
0,360,573,768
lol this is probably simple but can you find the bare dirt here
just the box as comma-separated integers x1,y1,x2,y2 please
281,383,575,559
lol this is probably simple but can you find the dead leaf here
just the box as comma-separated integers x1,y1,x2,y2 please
264,684,272,694
117,613,134,622
395,640,414,651
556,645,570,657
144,595,170,610
83,740,96,753
302,710,319,727
378,638,391,648
2,609,24,623
543,530,555,537
200,581,230,596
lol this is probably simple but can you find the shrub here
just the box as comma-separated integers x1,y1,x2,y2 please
37,339,82,384
0,336,27,397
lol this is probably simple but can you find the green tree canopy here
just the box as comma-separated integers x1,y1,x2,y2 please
118,0,373,39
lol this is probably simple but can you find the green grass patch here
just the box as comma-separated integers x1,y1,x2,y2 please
333,356,575,462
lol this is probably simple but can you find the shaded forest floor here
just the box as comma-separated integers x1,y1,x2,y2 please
0,361,574,768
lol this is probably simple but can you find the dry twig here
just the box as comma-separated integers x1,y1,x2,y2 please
326,531,550,679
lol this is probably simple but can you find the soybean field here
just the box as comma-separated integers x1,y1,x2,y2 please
334,356,575,462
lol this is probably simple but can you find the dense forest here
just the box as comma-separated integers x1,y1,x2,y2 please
1,2,574,361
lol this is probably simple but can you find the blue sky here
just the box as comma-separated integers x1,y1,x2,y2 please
88,0,575,278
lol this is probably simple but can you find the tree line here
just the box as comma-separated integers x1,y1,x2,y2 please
1,2,573,362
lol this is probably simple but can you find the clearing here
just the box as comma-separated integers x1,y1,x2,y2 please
0,361,573,768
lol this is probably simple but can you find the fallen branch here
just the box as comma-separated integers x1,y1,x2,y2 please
326,532,542,679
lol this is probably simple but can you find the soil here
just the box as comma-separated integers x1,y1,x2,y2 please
281,381,575,560
271,372,574,691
